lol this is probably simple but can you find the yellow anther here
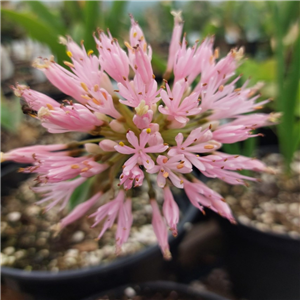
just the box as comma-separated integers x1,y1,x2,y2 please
94,84,99,92
146,128,151,134
204,145,215,149
119,142,125,146
162,158,168,164
64,61,75,68
71,165,79,169
81,82,89,93
177,164,184,169
124,41,133,50
133,32,137,38
87,50,94,56
46,104,54,110
163,172,169,178
92,98,102,105
66,51,73,58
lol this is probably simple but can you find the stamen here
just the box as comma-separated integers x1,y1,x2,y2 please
81,82,89,92
66,51,73,58
119,142,125,146
64,61,75,68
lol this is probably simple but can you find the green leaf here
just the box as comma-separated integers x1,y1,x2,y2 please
238,59,277,84
69,178,94,211
1,97,23,133
285,34,300,156
83,1,100,51
25,1,66,35
152,52,167,76
222,143,242,155
105,1,128,38
1,9,66,64
62,1,83,28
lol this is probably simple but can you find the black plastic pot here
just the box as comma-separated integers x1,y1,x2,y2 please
218,215,300,300
84,280,229,300
1,164,200,300
214,145,300,299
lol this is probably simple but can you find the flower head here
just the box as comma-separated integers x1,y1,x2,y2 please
5,11,277,258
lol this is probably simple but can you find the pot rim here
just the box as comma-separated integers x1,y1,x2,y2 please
83,280,229,300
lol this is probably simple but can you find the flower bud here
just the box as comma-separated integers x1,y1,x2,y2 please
84,143,102,154
99,140,118,152
109,120,126,133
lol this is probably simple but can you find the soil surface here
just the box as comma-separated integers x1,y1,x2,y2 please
206,151,300,237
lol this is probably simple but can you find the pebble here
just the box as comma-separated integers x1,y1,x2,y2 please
37,249,49,258
1,222,7,233
238,215,250,225
7,211,21,222
25,205,41,216
71,231,85,243
271,224,286,234
255,222,269,232
73,240,98,252
3,246,15,256
261,212,274,224
6,256,16,265
288,231,300,239
66,249,79,257
276,203,288,214
64,256,77,267
14,250,27,260
124,287,136,298
0,254,7,265
289,203,299,217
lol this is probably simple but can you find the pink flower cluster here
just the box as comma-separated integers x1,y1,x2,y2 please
2,12,278,259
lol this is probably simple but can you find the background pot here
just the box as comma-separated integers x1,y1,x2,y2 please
213,145,300,300
1,165,199,300
217,206,300,300
84,280,229,300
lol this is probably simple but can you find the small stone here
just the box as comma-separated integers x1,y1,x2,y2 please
238,215,250,225
3,246,15,256
7,256,16,265
292,218,300,226
73,240,98,252
261,212,274,224
0,254,8,266
66,249,79,257
86,252,101,266
276,203,288,214
272,224,286,234
64,256,77,267
288,231,300,239
1,222,7,233
71,231,85,243
7,211,21,222
289,203,299,217
241,199,251,209
259,202,275,212
226,196,237,205
183,222,193,231
14,250,27,260
36,238,47,247
25,205,41,216
38,249,49,258
124,287,136,298
255,222,269,232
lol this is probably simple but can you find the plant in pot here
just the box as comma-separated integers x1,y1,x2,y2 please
211,2,300,299
1,8,279,300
